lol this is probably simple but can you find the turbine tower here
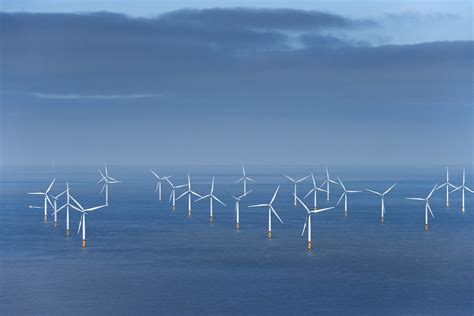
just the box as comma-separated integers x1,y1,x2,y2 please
284,174,309,206
295,195,334,250
231,190,252,230
236,164,255,195
249,185,283,239
366,183,397,223
150,169,171,201
303,172,327,210
195,177,226,223
407,184,438,231
28,178,55,221
176,174,202,216
451,169,473,212
98,164,120,205
337,177,361,218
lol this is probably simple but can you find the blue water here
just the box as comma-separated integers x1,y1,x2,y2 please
1,166,473,315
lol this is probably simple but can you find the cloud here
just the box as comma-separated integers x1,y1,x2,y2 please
31,92,163,99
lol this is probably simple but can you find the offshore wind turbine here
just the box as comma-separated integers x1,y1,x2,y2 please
303,172,327,210
321,165,339,201
69,195,107,248
51,182,74,236
150,169,171,201
231,190,252,230
366,183,397,223
195,177,226,223
407,184,438,231
451,169,473,212
284,174,309,206
28,178,55,221
165,178,187,210
436,166,456,207
336,177,361,218
295,195,334,250
236,164,255,195
177,174,202,216
249,185,283,239
50,187,70,228
98,164,120,205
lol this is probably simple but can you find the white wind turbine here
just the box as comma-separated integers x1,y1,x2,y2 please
303,172,327,210
451,169,473,212
165,178,187,210
366,183,397,223
28,178,55,222
321,165,339,201
249,185,283,239
177,174,202,216
284,174,309,206
196,177,226,222
51,182,74,236
50,186,70,228
236,164,255,195
337,177,361,218
407,184,438,231
98,164,120,205
295,195,334,250
436,166,456,207
231,190,252,230
150,169,171,201
69,195,107,248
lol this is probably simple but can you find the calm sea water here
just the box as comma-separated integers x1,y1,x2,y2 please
1,166,473,315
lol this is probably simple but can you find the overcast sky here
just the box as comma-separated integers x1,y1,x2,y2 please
0,1,472,166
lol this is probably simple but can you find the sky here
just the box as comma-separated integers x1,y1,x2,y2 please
0,1,472,166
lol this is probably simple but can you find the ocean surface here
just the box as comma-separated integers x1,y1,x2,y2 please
1,165,473,315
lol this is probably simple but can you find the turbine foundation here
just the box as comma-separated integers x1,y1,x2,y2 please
461,207,465,213
307,241,312,250
44,215,47,222
66,229,70,237
82,239,86,248
424,224,429,231
54,221,58,228
235,223,240,230
267,231,272,239
188,210,192,217
209,215,213,223
380,217,384,224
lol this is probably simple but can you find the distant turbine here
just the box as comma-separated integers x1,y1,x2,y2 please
236,164,255,195
366,183,397,223
450,169,473,212
176,174,202,216
320,165,339,201
98,164,120,205
336,177,361,218
150,169,171,201
231,190,252,230
69,195,107,248
165,178,187,210
436,166,456,207
50,186,71,228
284,174,309,206
295,195,334,250
249,185,283,239
407,184,438,231
51,182,74,236
28,178,56,221
195,177,226,223
303,172,327,210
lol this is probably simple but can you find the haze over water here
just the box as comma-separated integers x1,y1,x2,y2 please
1,165,473,315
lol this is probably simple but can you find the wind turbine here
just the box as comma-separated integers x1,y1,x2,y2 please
236,164,255,195
436,166,456,207
51,182,76,236
407,184,438,231
69,195,107,248
165,178,187,210
284,174,309,206
98,164,120,205
231,190,252,230
249,185,283,239
195,177,226,222
50,187,70,228
150,169,171,201
336,177,361,218
450,169,473,212
28,178,55,221
177,174,202,216
321,165,339,201
366,183,397,223
295,195,334,250
303,172,327,210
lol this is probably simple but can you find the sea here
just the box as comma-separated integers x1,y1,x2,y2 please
1,165,473,315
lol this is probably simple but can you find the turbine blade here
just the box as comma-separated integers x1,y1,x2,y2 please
427,203,435,219
271,206,284,224
150,169,159,179
406,198,425,201
366,189,382,196
295,194,311,213
383,183,397,195
77,214,83,234
313,206,335,213
296,175,309,183
176,191,188,200
270,185,280,204
337,177,346,191
304,188,315,199
427,183,439,199
283,174,295,182
301,216,308,236
46,178,56,193
213,195,226,206
336,193,345,206
248,204,268,208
